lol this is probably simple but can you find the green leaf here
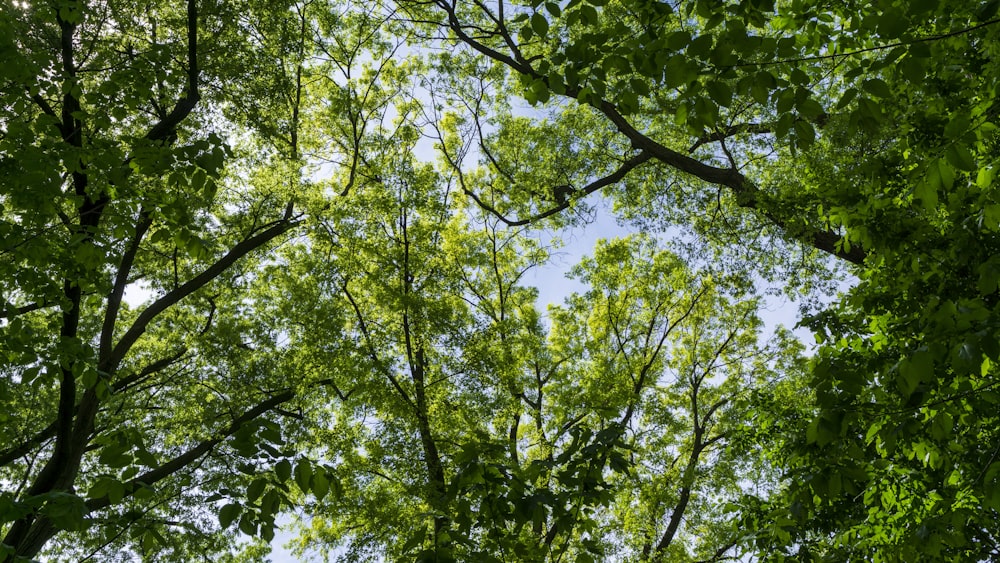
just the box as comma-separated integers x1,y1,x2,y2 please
876,10,907,39
219,503,241,529
294,459,313,494
899,56,926,82
944,114,970,139
775,88,795,114
790,68,809,85
275,460,292,483
81,366,98,389
931,412,953,440
797,97,824,119
945,143,976,172
528,79,551,104
897,352,933,397
41,493,87,532
666,31,691,50
106,479,125,504
247,478,267,502
937,158,955,190
548,71,566,95
58,6,83,25
706,80,733,107
629,78,650,96
312,469,330,501
238,514,256,536
806,417,820,444
190,167,207,191
857,96,884,124
794,120,816,147
531,13,549,37
862,78,892,99
579,4,598,24
602,54,630,74
828,472,842,496
260,489,280,518
977,167,996,190
519,22,534,41
915,178,938,210
141,530,159,555
664,56,697,88
401,528,426,553
836,87,858,109
688,34,713,57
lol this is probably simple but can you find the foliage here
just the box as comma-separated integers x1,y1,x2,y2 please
0,0,309,559
4,0,1000,561
400,0,1000,559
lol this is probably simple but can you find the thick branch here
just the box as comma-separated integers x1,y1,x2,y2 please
688,112,834,154
730,17,1000,67
10,388,296,559
342,281,415,408
464,151,654,227
85,390,295,512
653,432,726,557
105,218,299,373
0,421,57,468
693,540,739,563
144,0,200,142
0,347,186,470
4,7,91,553
99,209,152,364
688,122,777,153
0,302,51,319
112,348,189,392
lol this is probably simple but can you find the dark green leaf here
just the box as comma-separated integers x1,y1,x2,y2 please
294,459,313,494
945,143,976,172
219,503,241,529
862,78,892,99
531,13,549,37
275,460,292,483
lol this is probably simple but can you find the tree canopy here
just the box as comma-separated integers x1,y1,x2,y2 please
1,0,999,561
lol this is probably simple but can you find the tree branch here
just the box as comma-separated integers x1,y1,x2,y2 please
464,151,654,227
112,348,189,393
432,4,867,264
144,0,200,142
99,209,152,365
730,17,1000,67
105,218,299,373
85,390,295,512
0,302,52,319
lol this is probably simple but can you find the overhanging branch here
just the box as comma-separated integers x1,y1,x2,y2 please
425,2,867,265
144,0,200,142
105,217,300,373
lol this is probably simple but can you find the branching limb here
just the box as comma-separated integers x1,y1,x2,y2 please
423,3,866,264
467,150,654,227
105,217,300,373
99,208,152,364
0,302,52,319
144,0,200,142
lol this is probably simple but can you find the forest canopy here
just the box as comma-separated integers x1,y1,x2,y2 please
1,0,999,561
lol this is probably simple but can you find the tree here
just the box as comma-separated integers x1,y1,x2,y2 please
0,0,314,559
398,0,866,266
392,0,1000,559
264,159,795,561
7,0,997,560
